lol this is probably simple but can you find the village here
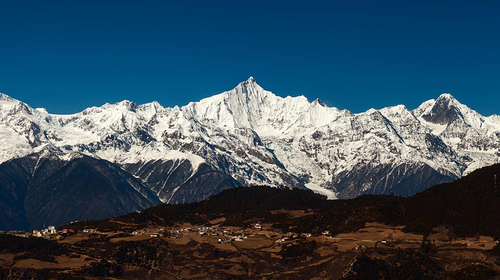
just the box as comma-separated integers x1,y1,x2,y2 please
2,219,498,253
0,226,68,240
2,219,500,279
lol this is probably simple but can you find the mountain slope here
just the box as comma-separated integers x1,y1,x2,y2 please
122,157,240,204
24,155,162,229
0,152,162,230
0,149,242,230
404,163,500,238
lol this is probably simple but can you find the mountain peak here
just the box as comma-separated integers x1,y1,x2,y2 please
436,93,455,100
435,93,461,106
435,93,459,109
234,76,257,87
114,100,138,111
312,98,327,107
421,93,463,125
237,76,259,88
230,76,267,98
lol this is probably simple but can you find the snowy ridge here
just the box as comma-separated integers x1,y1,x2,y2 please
0,78,499,199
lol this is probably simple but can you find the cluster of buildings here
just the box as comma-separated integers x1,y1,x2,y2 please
0,226,69,240
197,226,249,243
32,226,68,239
198,226,243,236
218,235,246,244
129,225,253,243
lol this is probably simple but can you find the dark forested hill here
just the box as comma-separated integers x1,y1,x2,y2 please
0,153,161,230
68,163,500,240
403,162,500,238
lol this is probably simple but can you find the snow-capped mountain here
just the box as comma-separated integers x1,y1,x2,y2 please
1,77,499,206
415,93,500,174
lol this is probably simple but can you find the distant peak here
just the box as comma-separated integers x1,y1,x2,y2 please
421,93,464,125
434,93,463,110
238,76,258,87
436,93,456,102
150,101,161,107
312,98,326,107
231,76,265,95
114,100,138,111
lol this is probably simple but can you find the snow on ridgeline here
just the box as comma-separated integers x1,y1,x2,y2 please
0,79,499,199
305,182,338,200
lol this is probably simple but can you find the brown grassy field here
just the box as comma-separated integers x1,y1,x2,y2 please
232,236,274,249
109,234,154,243
13,255,90,269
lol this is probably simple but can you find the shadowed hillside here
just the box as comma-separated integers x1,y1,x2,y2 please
66,163,500,239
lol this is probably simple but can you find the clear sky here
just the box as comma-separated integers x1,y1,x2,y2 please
1,0,499,115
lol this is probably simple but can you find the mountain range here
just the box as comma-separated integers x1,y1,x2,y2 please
0,77,499,229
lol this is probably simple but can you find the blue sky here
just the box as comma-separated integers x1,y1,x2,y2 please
1,0,499,115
